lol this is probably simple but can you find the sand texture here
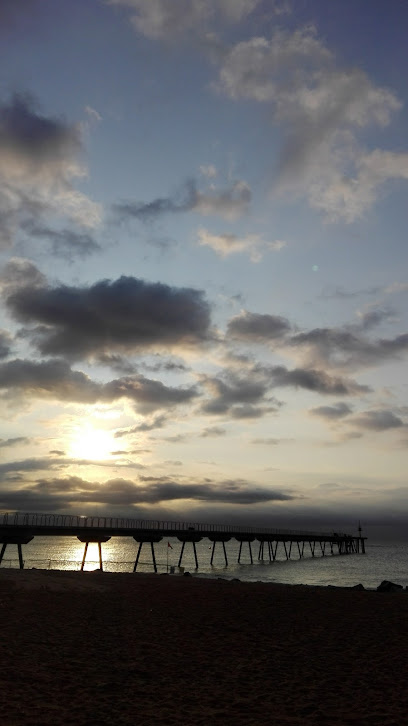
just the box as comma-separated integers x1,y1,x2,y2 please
1,569,408,726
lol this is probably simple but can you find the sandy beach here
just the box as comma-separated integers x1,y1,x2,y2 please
1,569,407,726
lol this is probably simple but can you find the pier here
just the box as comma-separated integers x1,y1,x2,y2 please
0,511,366,571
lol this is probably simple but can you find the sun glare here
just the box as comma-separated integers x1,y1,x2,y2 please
68,426,116,461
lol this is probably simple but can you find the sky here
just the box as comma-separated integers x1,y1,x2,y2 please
0,0,407,541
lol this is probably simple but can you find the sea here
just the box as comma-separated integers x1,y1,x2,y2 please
1,535,407,590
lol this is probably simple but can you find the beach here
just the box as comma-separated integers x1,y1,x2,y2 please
1,570,407,726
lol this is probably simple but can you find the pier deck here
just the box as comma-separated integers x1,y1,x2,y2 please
0,511,366,571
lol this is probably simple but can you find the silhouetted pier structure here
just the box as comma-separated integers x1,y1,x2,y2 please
0,512,366,572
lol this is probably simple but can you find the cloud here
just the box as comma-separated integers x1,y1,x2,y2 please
309,402,353,420
0,94,101,248
0,456,146,487
352,410,405,432
319,285,381,300
384,282,408,296
115,178,251,222
215,27,405,220
199,164,217,178
0,358,199,412
21,223,101,260
0,436,30,449
193,180,251,220
201,426,226,437
251,437,288,445
200,373,271,416
109,0,262,40
355,307,396,331
264,364,370,396
0,330,12,359
114,414,169,437
0,472,296,511
311,149,408,222
103,375,199,414
197,228,285,260
289,325,408,371
3,264,211,359
0,257,47,292
227,310,291,341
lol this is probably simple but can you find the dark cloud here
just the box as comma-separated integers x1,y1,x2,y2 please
0,358,199,412
0,93,80,165
22,223,101,260
141,358,189,373
96,354,137,375
161,434,191,443
352,410,405,431
289,326,408,371
4,268,211,359
0,330,12,358
114,414,169,437
0,457,70,478
103,375,199,414
114,178,251,222
200,363,367,421
0,436,30,449
0,457,146,486
230,404,272,419
201,426,226,437
115,179,196,221
201,374,270,416
0,95,100,248
310,402,353,420
265,365,370,396
355,308,395,331
227,310,291,341
0,359,100,403
0,474,296,511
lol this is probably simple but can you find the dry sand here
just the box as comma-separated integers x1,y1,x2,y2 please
1,569,408,726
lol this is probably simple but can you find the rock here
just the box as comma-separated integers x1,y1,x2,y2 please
351,583,365,590
377,580,403,592
183,571,191,577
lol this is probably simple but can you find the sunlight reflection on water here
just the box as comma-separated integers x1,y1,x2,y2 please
2,537,408,589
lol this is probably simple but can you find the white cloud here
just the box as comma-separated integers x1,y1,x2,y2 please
197,228,285,260
199,164,218,178
216,27,405,221
194,180,251,220
109,0,262,39
311,149,408,222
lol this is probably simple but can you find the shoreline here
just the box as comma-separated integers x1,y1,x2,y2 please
0,565,404,592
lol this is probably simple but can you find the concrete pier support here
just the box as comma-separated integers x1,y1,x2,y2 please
177,532,202,569
133,535,163,572
236,535,255,563
77,535,111,571
208,534,231,566
0,535,34,569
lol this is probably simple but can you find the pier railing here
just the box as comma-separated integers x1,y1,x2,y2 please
0,511,346,539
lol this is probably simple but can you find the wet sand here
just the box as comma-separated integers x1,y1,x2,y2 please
0,569,407,726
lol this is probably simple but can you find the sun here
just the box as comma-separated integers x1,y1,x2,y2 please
68,425,116,461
